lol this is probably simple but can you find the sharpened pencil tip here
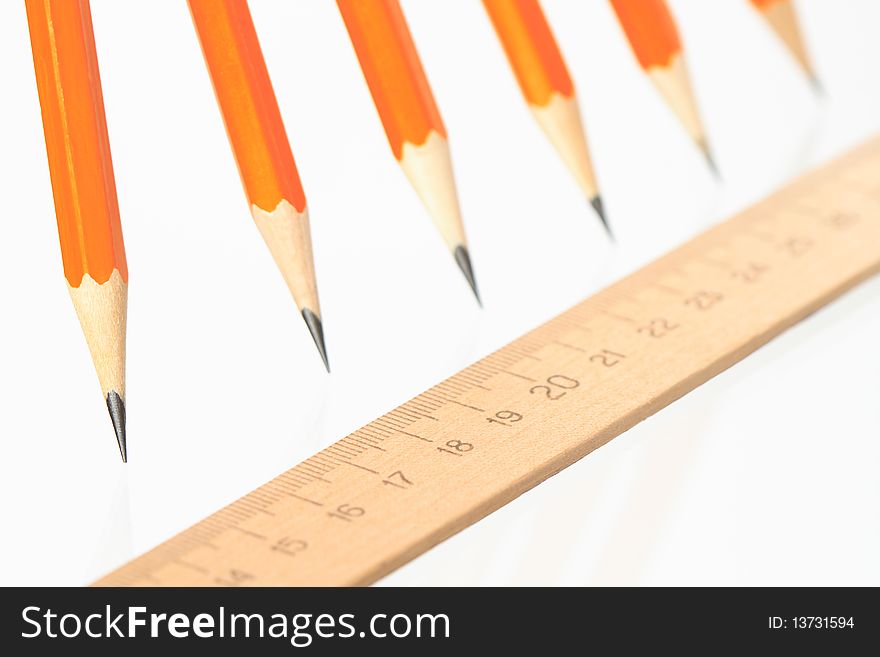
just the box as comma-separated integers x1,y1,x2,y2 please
106,391,127,463
454,245,481,307
590,195,614,241
302,308,330,372
701,144,721,180
809,74,825,97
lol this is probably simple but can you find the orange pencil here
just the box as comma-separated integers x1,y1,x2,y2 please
188,0,328,369
609,0,717,173
26,0,129,461
750,0,819,88
337,0,479,302
483,0,611,237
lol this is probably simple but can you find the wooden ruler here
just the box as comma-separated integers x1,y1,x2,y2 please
96,137,880,586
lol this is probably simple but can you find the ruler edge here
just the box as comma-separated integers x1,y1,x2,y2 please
94,136,880,587
352,258,880,587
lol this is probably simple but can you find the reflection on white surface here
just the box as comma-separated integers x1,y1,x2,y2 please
0,0,878,585
89,472,133,582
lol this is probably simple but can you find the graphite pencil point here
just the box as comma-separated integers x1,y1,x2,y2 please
454,245,481,307
302,308,330,372
702,145,721,180
810,75,825,97
590,195,614,241
106,391,127,463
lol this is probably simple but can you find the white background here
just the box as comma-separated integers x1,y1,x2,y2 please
1,0,878,586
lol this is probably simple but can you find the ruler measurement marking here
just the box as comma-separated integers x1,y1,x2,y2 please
507,349,542,361
342,461,380,475
392,428,432,442
599,309,636,324
407,403,440,416
326,445,358,460
178,536,219,553
333,439,364,454
406,409,440,421
460,367,491,380
298,459,333,476
298,457,331,471
167,533,212,552
248,489,278,504
464,379,492,392
220,502,255,517
271,482,312,502
363,425,393,437
567,324,594,335
107,570,144,585
351,429,382,442
186,518,224,534
288,493,325,508
498,369,537,382
407,399,440,413
444,399,487,413
453,369,488,382
356,428,387,442
348,437,386,452
467,362,498,377
235,499,272,516
252,506,276,517
552,340,587,353
271,475,312,494
394,408,437,423
420,390,450,405
371,418,402,432
229,526,266,541
373,418,412,433
390,407,425,420
284,472,318,487
278,467,312,483
214,508,250,523
235,494,269,508
205,504,244,532
554,314,589,329
436,379,468,392
486,351,519,365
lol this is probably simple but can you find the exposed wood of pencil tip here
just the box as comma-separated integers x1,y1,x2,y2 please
68,271,128,461
251,200,328,371
399,132,479,302
530,94,609,223
754,0,818,85
646,53,711,157
67,270,128,401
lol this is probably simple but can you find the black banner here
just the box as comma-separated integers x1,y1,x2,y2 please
1,587,875,653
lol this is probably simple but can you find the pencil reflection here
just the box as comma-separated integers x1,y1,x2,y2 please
88,469,133,581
